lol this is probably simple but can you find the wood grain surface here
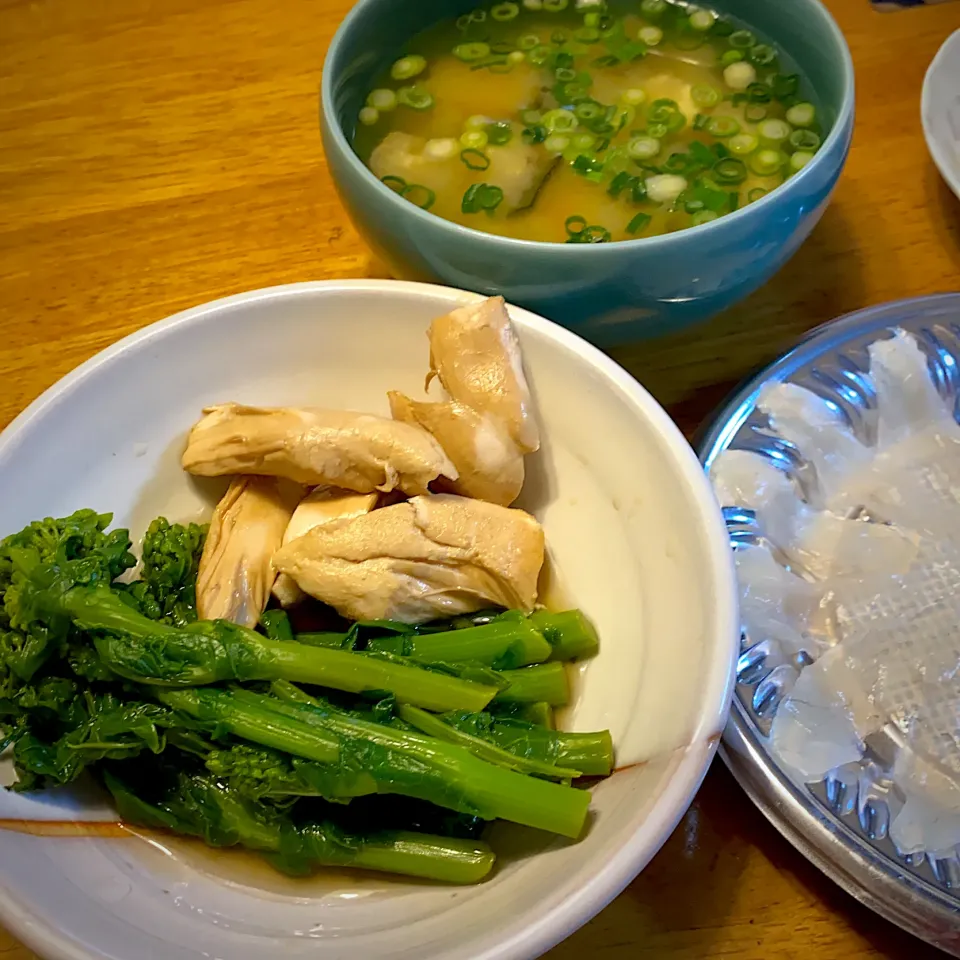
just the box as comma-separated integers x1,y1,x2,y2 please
2,0,960,957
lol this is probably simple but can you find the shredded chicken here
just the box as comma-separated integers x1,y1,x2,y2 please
273,494,544,623
388,391,524,507
427,297,540,453
196,476,303,627
272,487,379,607
182,403,457,495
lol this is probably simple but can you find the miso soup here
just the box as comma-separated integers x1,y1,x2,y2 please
353,0,824,244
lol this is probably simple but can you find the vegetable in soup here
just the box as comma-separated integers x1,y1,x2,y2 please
353,0,824,243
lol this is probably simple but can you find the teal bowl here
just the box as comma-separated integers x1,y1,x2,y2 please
320,0,854,345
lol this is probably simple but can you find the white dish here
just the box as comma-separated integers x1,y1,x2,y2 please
0,280,737,960
922,28,960,201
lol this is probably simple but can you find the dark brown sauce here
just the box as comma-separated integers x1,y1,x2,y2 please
0,818,129,838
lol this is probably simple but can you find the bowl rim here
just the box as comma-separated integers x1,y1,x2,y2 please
0,279,739,960
921,27,960,202
319,0,856,253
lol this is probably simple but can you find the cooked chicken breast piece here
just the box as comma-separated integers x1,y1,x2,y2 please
427,297,540,453
182,403,457,496
272,486,378,607
197,476,303,627
273,494,544,623
388,391,524,507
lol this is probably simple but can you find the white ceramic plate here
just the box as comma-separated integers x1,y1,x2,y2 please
0,280,737,960
922,28,960,201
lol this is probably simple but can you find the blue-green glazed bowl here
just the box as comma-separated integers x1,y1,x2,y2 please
321,0,854,345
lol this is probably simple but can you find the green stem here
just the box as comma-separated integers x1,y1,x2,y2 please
231,689,590,839
370,618,552,669
155,688,340,764
529,610,599,661
397,703,581,780
494,662,570,705
349,831,494,884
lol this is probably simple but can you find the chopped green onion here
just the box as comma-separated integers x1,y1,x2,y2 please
544,133,571,153
390,55,427,81
491,1,520,20
673,26,704,51
462,183,501,214
712,157,748,184
518,34,542,51
748,148,786,176
785,102,816,128
645,121,668,139
583,10,601,27
397,85,434,110
758,118,791,144
748,186,768,202
400,183,435,209
689,8,716,31
523,0,543,7
367,88,398,111
721,49,744,66
640,0,667,16
358,106,379,126
664,152,691,174
693,113,709,132
460,129,489,149
645,173,688,204
571,132,598,152
591,53,620,67
507,50,526,65
381,175,406,192
728,132,759,155
620,88,647,107
543,108,579,132
789,150,815,172
612,104,637,132
691,210,720,225
466,114,492,130
565,214,587,236
492,42,515,55
706,115,740,138
638,25,663,45
627,135,661,160
487,121,513,145
729,191,740,211
454,42,491,62
746,82,772,104
575,26,602,42
527,44,552,65
728,30,756,49
607,171,637,198
789,129,821,152
544,0,568,9
424,138,459,161
460,148,491,170
626,211,652,235
581,224,611,243
749,44,777,66
522,109,543,126
522,124,547,144
692,85,721,108
723,61,756,89
648,98,686,133
550,29,569,44
571,153,605,178
478,184,504,211
744,104,768,123
772,74,801,101
574,100,604,121
689,140,717,167
474,57,511,72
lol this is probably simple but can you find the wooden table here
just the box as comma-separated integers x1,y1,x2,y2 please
1,0,959,956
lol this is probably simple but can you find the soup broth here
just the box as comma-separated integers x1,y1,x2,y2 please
353,0,824,244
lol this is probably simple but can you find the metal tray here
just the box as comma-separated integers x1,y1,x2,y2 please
698,293,960,957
